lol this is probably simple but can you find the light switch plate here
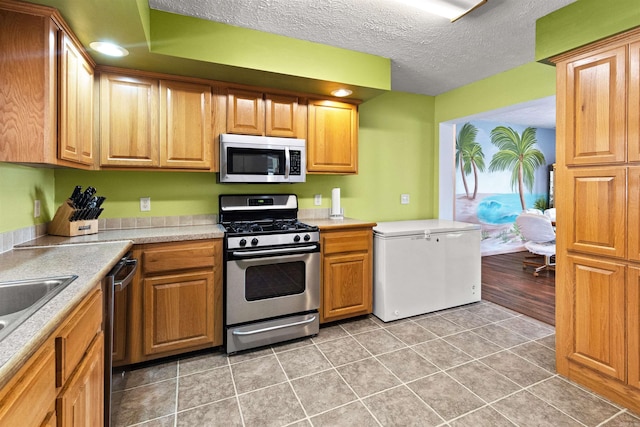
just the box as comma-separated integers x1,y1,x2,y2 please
34,199,41,218
401,194,410,204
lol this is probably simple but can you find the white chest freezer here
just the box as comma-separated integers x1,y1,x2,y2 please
373,219,481,322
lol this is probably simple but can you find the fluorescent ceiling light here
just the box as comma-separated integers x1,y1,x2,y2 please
396,0,487,22
89,41,129,57
331,88,353,97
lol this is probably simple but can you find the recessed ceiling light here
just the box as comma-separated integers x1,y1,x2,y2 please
331,88,353,97
396,0,487,22
89,41,129,57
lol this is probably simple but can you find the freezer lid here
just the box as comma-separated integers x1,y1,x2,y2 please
373,219,480,237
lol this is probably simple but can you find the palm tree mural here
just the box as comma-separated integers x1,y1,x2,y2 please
488,126,546,211
455,123,477,199
462,141,486,200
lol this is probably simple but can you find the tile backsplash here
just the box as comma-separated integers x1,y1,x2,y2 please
1,209,331,254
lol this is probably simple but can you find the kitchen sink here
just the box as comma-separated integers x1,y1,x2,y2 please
0,275,78,342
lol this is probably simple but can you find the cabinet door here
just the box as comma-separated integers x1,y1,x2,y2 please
159,80,212,169
0,341,56,427
560,46,626,165
59,32,94,166
630,41,640,162
322,251,371,322
629,167,640,261
629,266,640,390
564,167,626,258
143,271,216,356
265,94,298,137
0,9,57,164
227,88,264,135
307,100,358,174
56,333,104,427
100,74,159,167
566,255,626,381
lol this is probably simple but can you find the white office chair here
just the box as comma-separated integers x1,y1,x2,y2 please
516,213,556,276
544,208,556,222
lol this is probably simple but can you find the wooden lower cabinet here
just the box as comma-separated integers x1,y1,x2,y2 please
563,255,626,381
320,227,373,323
0,285,104,427
629,266,640,390
125,239,223,364
143,271,216,355
56,333,104,427
0,341,56,427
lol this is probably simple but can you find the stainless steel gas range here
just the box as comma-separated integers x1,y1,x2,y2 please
219,194,320,353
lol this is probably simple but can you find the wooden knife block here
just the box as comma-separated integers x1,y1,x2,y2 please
48,200,99,237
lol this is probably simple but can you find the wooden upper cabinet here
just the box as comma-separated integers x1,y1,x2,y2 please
564,167,626,258
159,80,212,169
265,94,299,137
307,100,358,174
566,255,626,381
226,88,300,137
59,31,94,166
630,41,640,163
100,73,159,167
559,45,627,166
227,89,265,135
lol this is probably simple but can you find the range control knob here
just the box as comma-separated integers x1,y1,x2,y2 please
293,235,301,242
304,234,311,241
239,238,247,247
251,238,259,246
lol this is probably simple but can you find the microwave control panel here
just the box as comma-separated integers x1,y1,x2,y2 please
290,151,301,175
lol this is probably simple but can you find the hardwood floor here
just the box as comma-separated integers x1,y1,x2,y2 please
481,251,556,326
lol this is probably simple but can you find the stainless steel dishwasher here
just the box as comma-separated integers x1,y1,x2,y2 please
103,252,137,427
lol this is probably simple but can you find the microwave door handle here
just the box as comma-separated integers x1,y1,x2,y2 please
284,147,290,179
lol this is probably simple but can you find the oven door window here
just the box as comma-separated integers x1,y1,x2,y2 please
227,147,286,176
245,261,305,301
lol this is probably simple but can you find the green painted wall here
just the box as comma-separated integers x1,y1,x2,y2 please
149,9,390,91
536,0,640,61
434,62,557,124
433,62,557,210
0,163,55,233
52,91,436,223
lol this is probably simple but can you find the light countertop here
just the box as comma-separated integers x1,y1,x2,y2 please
0,224,225,389
304,217,377,230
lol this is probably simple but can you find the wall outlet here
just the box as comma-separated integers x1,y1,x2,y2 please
401,194,410,205
314,194,322,206
34,199,41,218
140,197,151,212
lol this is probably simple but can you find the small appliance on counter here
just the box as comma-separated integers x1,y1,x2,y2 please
48,185,106,237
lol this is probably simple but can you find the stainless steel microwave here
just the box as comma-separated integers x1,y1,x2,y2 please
219,134,306,183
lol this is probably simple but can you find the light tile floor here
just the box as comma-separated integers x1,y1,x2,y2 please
111,301,640,427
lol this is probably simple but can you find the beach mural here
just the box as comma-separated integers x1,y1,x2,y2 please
454,121,556,256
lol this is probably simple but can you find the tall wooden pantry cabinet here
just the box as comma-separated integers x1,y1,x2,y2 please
553,27,640,413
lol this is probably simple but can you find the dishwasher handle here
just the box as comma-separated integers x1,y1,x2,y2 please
113,258,137,292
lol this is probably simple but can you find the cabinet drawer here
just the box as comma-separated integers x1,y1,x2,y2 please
55,289,102,387
142,241,216,274
0,341,56,427
322,230,371,255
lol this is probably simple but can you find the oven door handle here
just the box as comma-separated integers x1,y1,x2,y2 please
232,316,317,336
231,245,318,257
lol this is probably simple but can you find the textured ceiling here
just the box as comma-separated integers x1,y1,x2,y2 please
149,0,575,98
